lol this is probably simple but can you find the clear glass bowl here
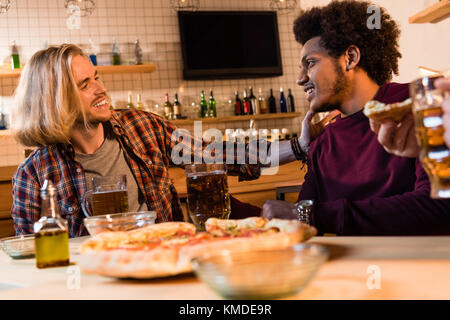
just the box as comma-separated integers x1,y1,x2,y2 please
192,243,328,300
83,211,157,235
0,234,35,259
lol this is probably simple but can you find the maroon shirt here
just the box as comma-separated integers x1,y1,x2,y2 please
299,83,450,235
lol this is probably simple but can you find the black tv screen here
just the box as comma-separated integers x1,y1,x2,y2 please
178,11,283,80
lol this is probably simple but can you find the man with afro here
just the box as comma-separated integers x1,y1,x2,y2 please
263,0,450,235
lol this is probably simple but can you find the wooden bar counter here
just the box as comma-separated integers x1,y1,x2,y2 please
1,236,450,299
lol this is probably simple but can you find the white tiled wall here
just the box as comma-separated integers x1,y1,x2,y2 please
0,0,309,166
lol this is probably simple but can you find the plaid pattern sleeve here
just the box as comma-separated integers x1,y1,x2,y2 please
11,162,41,235
11,146,89,238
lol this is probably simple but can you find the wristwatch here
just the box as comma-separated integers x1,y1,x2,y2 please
295,200,314,225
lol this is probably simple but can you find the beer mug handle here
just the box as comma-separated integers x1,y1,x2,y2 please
81,190,93,218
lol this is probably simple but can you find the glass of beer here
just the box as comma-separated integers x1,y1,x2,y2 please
185,163,231,231
81,175,129,217
410,75,450,198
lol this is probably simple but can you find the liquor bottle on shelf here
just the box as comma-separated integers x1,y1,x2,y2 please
208,90,217,118
11,41,20,70
242,90,251,115
173,93,182,119
134,39,143,65
34,180,70,269
258,88,268,114
279,87,287,113
164,93,174,120
248,86,256,115
127,92,135,109
88,39,98,66
200,91,208,118
112,39,121,66
287,88,296,112
268,89,277,113
135,94,146,111
234,91,243,116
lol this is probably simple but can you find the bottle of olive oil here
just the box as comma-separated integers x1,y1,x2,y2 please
34,180,70,269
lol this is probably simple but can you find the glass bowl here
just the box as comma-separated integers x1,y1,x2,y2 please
192,243,328,300
83,211,157,235
0,234,35,259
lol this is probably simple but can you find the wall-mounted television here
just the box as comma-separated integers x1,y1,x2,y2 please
178,11,283,80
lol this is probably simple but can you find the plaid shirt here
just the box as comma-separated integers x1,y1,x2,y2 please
11,110,263,237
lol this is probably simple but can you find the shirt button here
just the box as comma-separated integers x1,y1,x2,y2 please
76,168,81,173
68,207,74,212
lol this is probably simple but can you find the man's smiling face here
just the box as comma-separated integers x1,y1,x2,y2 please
71,55,111,125
297,36,349,113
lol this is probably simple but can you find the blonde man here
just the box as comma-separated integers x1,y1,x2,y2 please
11,44,268,237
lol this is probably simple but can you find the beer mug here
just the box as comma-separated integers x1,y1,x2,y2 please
410,75,450,198
81,175,129,217
185,163,231,231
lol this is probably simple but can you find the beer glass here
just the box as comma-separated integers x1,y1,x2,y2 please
410,75,450,198
185,163,231,231
81,175,129,217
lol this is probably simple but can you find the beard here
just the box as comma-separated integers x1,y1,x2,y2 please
314,59,350,113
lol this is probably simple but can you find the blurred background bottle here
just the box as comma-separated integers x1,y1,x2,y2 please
164,93,173,120
200,91,208,118
287,88,295,112
112,39,121,65
127,92,135,109
135,39,143,65
88,39,98,66
0,99,7,130
268,89,277,113
173,93,182,119
208,90,217,118
258,88,267,114
248,86,256,115
234,91,242,116
11,41,20,70
279,87,287,113
242,90,251,115
135,94,146,111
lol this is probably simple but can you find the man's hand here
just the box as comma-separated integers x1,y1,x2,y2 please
369,112,420,158
262,200,297,220
436,78,450,149
299,110,340,155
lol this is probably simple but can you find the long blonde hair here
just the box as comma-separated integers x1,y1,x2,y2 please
12,44,90,147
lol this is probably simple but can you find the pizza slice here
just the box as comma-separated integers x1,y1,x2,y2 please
79,218,317,279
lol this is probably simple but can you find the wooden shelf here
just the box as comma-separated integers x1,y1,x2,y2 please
409,1,450,23
0,68,21,79
0,63,157,80
96,64,156,74
170,112,304,126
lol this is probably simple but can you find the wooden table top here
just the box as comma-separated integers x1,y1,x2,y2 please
1,235,450,300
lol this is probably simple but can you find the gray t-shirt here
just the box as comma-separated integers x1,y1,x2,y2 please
75,125,147,213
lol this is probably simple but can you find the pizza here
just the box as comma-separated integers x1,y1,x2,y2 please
79,217,317,279
363,98,412,122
